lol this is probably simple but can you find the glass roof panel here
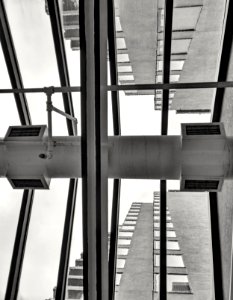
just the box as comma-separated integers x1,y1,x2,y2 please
0,182,22,298
17,180,69,300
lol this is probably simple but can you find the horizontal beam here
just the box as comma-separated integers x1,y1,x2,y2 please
0,81,233,95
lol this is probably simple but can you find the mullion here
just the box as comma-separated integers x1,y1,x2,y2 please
107,0,122,298
209,0,233,298
160,0,174,299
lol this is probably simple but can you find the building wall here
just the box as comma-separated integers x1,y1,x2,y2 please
171,0,226,111
167,192,214,300
116,203,153,300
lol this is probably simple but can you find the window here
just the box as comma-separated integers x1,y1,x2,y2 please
118,231,133,238
154,241,180,250
124,221,136,225
154,275,190,293
117,259,126,269
116,273,122,286
118,239,131,246
155,255,184,267
121,225,135,231
119,75,134,81
118,65,132,73
117,248,129,256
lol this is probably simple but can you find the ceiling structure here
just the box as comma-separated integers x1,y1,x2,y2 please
0,0,232,299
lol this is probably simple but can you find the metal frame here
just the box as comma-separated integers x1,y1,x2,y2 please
0,0,31,125
0,0,233,298
107,0,122,298
80,0,108,298
208,1,233,299
159,0,173,298
0,2,35,300
47,0,76,136
46,3,80,300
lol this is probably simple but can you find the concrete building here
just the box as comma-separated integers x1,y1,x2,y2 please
54,0,226,113
49,193,212,299
116,192,213,300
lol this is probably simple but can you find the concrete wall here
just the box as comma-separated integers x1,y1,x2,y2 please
171,0,226,111
119,0,157,84
168,192,214,300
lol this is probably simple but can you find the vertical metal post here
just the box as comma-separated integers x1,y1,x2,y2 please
159,180,167,299
80,0,108,297
159,0,173,298
109,180,121,299
209,193,224,300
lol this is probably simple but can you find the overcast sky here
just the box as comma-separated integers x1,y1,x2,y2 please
0,0,210,299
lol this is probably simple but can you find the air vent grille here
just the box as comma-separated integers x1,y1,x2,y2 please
172,282,191,293
11,179,44,188
8,126,41,137
185,180,219,190
186,124,220,135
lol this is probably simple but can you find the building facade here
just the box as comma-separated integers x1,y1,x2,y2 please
50,0,227,113
57,191,213,299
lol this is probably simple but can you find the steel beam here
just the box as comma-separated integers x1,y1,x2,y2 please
80,0,108,297
107,0,122,297
0,0,31,125
0,80,233,95
47,0,76,136
107,81,233,91
46,4,79,300
160,180,167,299
160,0,173,298
209,1,233,299
161,0,173,136
212,0,233,123
5,190,34,300
108,0,121,136
109,180,121,299
209,192,224,300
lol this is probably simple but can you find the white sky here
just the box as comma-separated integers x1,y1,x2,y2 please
0,0,211,299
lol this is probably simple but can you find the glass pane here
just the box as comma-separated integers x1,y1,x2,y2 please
0,181,22,298
18,180,69,299
65,180,83,300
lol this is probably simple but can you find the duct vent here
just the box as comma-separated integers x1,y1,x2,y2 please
186,124,220,135
5,125,47,140
185,180,219,190
8,176,50,189
9,127,41,137
172,282,191,293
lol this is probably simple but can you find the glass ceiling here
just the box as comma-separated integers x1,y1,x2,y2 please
0,0,231,299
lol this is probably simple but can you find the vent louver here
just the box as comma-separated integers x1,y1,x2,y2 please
185,180,219,190
186,124,220,135
8,176,50,189
8,126,41,137
4,125,47,141
11,179,44,188
172,282,191,293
